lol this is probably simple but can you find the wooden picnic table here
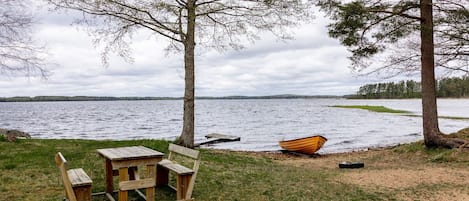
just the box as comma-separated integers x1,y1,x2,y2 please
97,146,164,201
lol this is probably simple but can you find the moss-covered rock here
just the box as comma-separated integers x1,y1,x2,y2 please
0,128,31,142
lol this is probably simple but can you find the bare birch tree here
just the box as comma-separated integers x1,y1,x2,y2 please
1,0,47,77
46,0,314,147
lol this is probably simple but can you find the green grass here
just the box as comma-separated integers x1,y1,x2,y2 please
332,105,469,121
0,139,396,201
331,105,412,114
392,141,468,163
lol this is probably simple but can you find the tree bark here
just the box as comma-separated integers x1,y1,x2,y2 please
420,0,468,149
420,0,440,147
179,0,196,148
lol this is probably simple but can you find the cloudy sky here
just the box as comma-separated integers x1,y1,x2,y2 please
1,3,408,98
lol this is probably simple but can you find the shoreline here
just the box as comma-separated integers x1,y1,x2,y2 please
214,143,402,159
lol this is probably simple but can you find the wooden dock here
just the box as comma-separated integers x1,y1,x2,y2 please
195,133,240,147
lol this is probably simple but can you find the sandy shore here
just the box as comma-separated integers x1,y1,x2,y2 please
230,144,469,201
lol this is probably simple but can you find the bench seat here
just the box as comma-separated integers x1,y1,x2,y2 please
68,168,93,187
158,159,194,175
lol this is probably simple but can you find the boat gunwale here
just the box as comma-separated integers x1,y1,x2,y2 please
279,135,328,143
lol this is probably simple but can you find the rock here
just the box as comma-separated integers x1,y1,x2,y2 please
0,128,31,142
6,133,16,142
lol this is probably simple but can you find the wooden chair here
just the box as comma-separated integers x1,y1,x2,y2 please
55,152,93,201
156,144,201,201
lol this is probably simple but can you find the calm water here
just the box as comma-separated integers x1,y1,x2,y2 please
1,99,468,153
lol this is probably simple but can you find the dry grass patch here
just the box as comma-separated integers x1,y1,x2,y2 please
341,167,469,189
267,142,469,201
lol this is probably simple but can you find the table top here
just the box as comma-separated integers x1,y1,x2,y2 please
97,146,164,161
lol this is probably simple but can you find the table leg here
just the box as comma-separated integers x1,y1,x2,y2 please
146,164,156,201
118,167,129,201
105,159,113,193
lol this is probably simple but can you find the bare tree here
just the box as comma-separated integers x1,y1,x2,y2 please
46,0,314,147
317,0,469,149
0,0,48,77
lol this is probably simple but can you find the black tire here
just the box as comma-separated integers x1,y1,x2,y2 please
338,161,364,169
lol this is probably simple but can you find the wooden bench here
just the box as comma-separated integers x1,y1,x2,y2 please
55,152,93,201
156,144,201,201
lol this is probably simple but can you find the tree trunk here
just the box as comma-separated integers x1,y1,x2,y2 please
179,0,196,148
420,0,440,147
420,0,468,149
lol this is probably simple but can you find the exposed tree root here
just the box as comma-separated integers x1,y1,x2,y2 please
441,137,468,149
432,131,469,150
458,142,469,151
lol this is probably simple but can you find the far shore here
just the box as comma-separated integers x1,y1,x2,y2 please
0,94,342,102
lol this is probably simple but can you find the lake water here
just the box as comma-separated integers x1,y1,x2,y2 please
1,99,468,153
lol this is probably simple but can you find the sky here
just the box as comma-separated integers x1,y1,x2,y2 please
0,3,413,98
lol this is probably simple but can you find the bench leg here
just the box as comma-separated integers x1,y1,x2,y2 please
73,185,92,201
176,175,192,200
156,165,169,186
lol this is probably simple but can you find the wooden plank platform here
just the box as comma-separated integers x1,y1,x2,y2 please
195,133,240,146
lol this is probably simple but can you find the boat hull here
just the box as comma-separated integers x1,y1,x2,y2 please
279,135,327,155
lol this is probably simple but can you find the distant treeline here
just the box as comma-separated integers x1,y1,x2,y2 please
0,96,179,102
350,76,469,99
0,95,340,102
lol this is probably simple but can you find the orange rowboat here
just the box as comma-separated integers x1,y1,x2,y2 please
279,135,327,155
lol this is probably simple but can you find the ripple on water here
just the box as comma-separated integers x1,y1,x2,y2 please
1,99,468,153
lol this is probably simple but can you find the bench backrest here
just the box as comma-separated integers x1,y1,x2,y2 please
168,143,200,159
55,152,78,201
168,144,201,198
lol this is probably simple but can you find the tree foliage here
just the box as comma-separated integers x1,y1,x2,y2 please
437,76,469,97
316,0,469,76
354,76,469,99
0,0,47,77
355,80,421,99
46,0,313,147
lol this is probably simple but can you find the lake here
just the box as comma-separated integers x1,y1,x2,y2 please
1,98,468,153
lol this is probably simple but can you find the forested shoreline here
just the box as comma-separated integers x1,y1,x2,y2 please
0,95,339,102
2,77,468,102
349,76,469,99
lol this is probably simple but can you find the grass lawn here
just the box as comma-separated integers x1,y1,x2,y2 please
1,131,468,201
